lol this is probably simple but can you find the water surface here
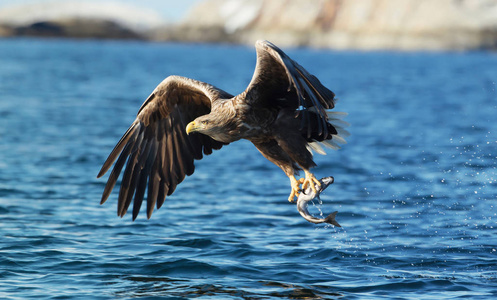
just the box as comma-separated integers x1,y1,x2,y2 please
0,38,496,299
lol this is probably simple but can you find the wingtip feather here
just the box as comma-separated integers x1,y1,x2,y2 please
97,123,140,178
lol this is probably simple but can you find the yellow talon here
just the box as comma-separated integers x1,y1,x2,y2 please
288,176,303,202
302,171,321,193
288,174,320,202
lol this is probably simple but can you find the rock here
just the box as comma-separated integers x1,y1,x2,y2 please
0,24,14,37
0,1,165,39
2,0,497,51
160,0,497,51
12,18,144,40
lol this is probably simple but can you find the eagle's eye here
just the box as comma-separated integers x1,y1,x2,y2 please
201,120,209,125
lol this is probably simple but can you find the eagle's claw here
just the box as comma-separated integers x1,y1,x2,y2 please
302,171,321,194
288,177,305,202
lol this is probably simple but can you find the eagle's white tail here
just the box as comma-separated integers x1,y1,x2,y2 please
306,111,350,155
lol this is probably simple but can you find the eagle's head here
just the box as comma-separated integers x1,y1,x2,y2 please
186,113,235,143
186,115,212,134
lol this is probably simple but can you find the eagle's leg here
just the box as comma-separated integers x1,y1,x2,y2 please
302,169,321,194
252,139,305,202
288,175,305,202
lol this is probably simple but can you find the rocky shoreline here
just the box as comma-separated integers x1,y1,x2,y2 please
0,19,142,40
2,0,497,51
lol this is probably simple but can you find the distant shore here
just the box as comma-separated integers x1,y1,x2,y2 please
0,19,143,40
2,0,497,51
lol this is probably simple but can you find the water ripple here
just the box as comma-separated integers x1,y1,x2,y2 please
0,39,496,299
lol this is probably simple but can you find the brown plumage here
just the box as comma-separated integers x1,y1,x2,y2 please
97,40,349,220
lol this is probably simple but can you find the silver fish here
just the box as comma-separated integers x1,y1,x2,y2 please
296,176,341,227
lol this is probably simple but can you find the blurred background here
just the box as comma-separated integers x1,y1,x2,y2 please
1,0,497,50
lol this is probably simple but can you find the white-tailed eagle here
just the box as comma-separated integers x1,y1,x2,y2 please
97,40,349,220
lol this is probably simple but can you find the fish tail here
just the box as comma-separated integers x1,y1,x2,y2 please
325,211,341,227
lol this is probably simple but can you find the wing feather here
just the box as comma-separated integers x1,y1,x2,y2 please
98,123,139,178
117,135,142,217
100,127,139,204
98,75,232,219
132,135,157,220
146,143,160,218
245,40,337,140
156,133,169,210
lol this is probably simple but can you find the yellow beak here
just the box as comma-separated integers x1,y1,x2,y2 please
185,121,196,135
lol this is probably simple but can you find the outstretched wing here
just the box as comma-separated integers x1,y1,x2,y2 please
245,40,337,140
97,75,233,220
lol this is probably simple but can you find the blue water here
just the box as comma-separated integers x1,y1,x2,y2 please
1,38,496,299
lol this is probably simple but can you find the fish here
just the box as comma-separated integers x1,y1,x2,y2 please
296,176,341,227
